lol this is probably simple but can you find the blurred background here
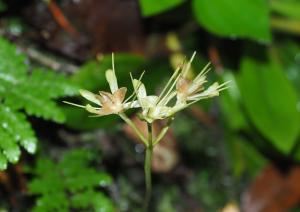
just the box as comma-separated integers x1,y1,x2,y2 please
0,0,300,211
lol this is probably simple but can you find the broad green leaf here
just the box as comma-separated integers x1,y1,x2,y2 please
271,0,300,20
219,71,248,130
192,0,271,42
139,0,184,17
238,57,300,153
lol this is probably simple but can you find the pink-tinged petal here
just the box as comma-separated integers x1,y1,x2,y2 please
176,77,190,93
85,104,112,116
113,87,127,103
98,91,114,104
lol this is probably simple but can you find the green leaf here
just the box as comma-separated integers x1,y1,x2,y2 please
139,0,184,17
192,0,271,42
219,71,248,130
271,0,300,20
238,57,300,153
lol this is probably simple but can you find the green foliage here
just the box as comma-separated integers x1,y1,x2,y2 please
28,149,114,212
0,0,6,12
0,37,78,170
139,0,184,17
187,171,228,211
192,0,271,42
157,187,180,212
237,57,300,153
226,134,267,178
219,71,248,131
271,0,300,20
276,41,300,96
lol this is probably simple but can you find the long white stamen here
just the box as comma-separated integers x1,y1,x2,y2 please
158,72,182,106
130,71,145,108
157,66,181,103
63,101,86,108
182,51,196,77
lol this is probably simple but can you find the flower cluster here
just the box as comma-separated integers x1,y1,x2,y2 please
66,52,228,125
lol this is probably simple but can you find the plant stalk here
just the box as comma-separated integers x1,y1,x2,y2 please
144,123,153,211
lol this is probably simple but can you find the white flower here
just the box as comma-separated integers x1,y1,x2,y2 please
130,52,229,123
64,54,138,116
132,79,173,123
175,52,229,105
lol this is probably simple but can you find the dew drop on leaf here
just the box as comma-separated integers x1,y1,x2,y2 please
23,139,37,154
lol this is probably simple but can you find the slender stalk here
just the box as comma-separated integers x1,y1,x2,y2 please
119,113,148,146
153,118,174,146
143,123,153,211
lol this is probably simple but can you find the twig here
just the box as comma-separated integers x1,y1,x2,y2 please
45,0,80,38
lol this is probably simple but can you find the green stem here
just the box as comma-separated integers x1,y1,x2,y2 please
119,113,148,146
143,123,153,211
153,118,174,146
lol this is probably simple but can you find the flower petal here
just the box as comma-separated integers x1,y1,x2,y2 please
176,77,190,93
105,69,118,93
79,89,101,106
113,87,127,103
188,82,220,100
123,100,140,109
133,79,147,100
140,96,158,108
85,104,112,116
99,91,114,104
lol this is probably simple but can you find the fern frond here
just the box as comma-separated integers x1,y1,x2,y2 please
4,87,66,123
29,69,78,98
28,150,114,212
0,105,37,169
0,37,78,169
